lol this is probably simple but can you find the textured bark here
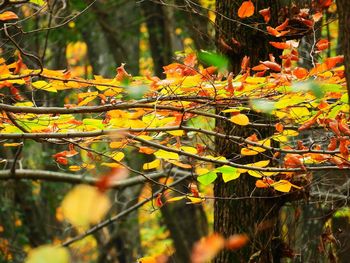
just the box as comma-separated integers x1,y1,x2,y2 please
336,0,350,102
88,0,140,75
215,0,282,73
140,0,174,77
161,179,208,262
214,1,284,262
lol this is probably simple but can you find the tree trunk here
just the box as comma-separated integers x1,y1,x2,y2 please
336,0,350,101
161,179,208,262
140,0,174,77
214,1,284,262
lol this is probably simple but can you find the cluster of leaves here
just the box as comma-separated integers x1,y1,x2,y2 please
1,0,350,261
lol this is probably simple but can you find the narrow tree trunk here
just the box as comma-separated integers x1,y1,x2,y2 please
140,1,174,77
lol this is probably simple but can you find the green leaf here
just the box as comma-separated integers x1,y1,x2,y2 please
216,165,240,182
197,171,218,185
29,0,45,6
198,51,228,72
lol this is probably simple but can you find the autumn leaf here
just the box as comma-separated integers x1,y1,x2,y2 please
259,7,271,23
191,233,225,263
25,245,70,263
316,39,330,51
61,185,111,228
0,11,19,21
225,234,249,250
230,113,250,126
238,1,255,18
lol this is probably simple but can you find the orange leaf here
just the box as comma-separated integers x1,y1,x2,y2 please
252,64,268,71
259,7,270,23
275,123,284,133
0,11,19,21
293,67,308,79
260,61,281,72
255,179,269,188
316,39,330,51
325,56,344,69
191,233,225,263
225,234,249,250
238,1,255,18
275,19,289,31
269,41,291,49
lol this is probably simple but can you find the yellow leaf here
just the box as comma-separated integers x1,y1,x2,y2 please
271,180,301,192
181,146,198,155
187,196,203,204
167,196,186,203
109,141,127,149
77,96,96,106
110,152,125,162
167,159,192,169
69,165,81,171
61,185,111,228
167,130,184,136
3,142,23,147
247,160,270,167
137,256,157,263
101,162,123,168
154,150,179,160
32,80,57,92
25,245,70,263
143,159,161,170
247,171,263,178
196,167,210,175
230,114,249,126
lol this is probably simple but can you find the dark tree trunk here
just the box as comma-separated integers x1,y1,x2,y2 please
161,179,208,262
214,1,284,262
87,0,140,75
336,0,350,101
140,0,174,77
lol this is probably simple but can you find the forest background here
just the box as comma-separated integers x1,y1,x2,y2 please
1,0,350,262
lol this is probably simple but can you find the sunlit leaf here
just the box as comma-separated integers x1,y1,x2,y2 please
197,171,217,185
25,245,70,263
61,185,111,228
238,1,255,18
143,159,161,170
230,113,249,126
154,149,179,160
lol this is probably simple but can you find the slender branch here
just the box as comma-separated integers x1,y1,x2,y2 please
0,169,191,188
61,174,190,247
0,126,342,155
127,133,350,172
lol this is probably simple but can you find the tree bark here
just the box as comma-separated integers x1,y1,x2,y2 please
214,1,284,262
336,0,350,102
140,0,174,77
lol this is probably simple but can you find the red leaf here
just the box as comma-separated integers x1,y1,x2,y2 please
339,138,349,160
56,157,68,165
238,1,255,18
259,7,271,23
327,137,338,151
